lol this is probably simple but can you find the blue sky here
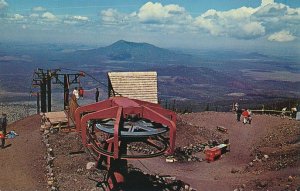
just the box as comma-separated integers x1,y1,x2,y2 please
0,0,299,54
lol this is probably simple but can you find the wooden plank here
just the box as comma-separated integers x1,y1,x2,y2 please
45,111,68,124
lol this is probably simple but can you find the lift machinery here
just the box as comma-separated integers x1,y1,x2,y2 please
74,96,176,190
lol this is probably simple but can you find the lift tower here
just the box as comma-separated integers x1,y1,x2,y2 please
32,68,84,113
52,72,84,109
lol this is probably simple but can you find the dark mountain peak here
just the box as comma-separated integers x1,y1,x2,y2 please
110,40,130,47
76,40,192,62
107,40,159,50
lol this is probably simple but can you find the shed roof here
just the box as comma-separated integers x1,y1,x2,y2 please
108,71,158,103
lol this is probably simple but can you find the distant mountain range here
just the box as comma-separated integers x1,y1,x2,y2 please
75,40,193,63
0,40,299,112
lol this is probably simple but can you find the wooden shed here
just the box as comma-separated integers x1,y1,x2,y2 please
107,71,158,103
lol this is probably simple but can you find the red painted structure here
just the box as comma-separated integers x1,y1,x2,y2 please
205,147,221,162
74,96,176,190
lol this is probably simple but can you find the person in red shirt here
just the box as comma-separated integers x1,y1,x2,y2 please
79,87,84,99
242,109,252,124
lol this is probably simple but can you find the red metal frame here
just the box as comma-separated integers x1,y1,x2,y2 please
75,96,176,156
74,96,177,190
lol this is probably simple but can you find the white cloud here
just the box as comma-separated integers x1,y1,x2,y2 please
10,13,24,21
222,6,258,20
2,0,298,44
63,20,77,25
268,30,296,42
194,6,262,39
63,15,89,25
97,1,300,41
261,0,274,7
101,8,131,25
242,22,265,37
101,8,119,23
0,0,8,9
72,15,89,21
253,2,299,40
254,3,288,18
42,12,57,21
32,6,46,12
138,2,171,22
100,2,192,32
29,13,39,18
194,16,222,36
137,2,191,24
193,1,299,40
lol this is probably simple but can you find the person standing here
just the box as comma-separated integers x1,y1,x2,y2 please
234,102,239,111
73,87,79,100
291,107,297,118
236,108,242,122
0,114,7,149
95,88,99,102
79,87,84,99
242,109,252,124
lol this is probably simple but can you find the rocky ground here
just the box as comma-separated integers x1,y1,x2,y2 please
0,102,36,124
0,111,299,191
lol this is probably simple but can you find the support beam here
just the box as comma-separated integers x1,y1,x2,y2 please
41,77,47,113
64,74,69,109
47,70,52,112
37,92,40,114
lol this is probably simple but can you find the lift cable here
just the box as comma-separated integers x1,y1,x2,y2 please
26,71,37,116
28,67,123,114
58,67,121,96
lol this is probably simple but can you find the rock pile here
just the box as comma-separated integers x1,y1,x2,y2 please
128,139,230,164
172,143,206,162
40,115,64,191
42,128,58,191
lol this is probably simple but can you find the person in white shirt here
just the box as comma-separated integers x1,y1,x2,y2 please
73,87,79,99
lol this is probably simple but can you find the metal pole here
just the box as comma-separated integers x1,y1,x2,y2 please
47,70,52,112
41,77,47,113
37,92,40,114
64,74,69,109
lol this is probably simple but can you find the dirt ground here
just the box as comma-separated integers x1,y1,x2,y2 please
0,112,299,191
0,114,46,191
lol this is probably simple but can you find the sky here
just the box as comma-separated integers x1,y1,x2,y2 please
0,0,299,54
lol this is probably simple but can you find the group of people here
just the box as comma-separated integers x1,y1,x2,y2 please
234,103,252,125
72,87,100,102
72,87,84,100
281,107,298,118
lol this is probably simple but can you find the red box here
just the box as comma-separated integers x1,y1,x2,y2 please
205,147,221,162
